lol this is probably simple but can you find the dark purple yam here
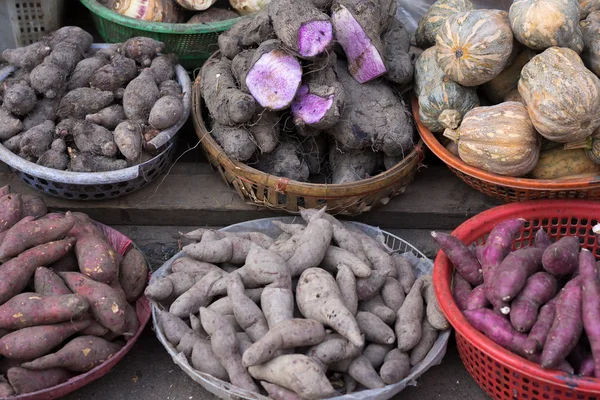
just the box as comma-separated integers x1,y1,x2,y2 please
541,277,583,369
579,249,600,378
510,272,558,333
292,85,333,124
246,40,303,111
534,228,552,250
466,285,491,311
464,308,528,357
542,236,580,276
331,3,386,83
524,297,558,355
431,231,482,286
298,21,333,57
492,247,544,303
452,273,472,311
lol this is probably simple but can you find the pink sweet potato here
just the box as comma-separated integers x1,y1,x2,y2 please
510,272,557,333
0,292,88,329
21,335,123,372
20,194,48,219
70,222,120,284
541,277,583,369
118,248,148,303
0,212,76,259
8,367,73,394
579,249,600,377
464,308,528,357
431,231,482,285
47,250,79,273
0,320,90,360
452,273,472,311
60,272,127,334
34,267,71,296
466,285,491,311
491,247,544,303
0,375,14,397
0,238,76,305
542,236,580,276
523,297,558,355
0,193,22,233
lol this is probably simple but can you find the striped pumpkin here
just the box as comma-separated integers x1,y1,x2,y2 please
435,10,514,87
415,48,479,133
443,102,541,177
415,0,474,49
581,11,600,76
518,47,600,143
509,0,583,52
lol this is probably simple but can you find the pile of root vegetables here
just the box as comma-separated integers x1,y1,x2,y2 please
436,219,600,377
0,186,148,396
200,0,417,185
147,207,449,399
0,26,185,173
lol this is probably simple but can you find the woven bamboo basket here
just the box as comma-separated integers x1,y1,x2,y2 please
192,59,424,216
413,97,600,202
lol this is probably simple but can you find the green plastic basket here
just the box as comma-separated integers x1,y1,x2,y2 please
79,0,245,71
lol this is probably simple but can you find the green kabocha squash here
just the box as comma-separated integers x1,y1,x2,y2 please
415,48,479,133
482,49,537,104
580,0,600,19
415,0,474,49
581,12,600,76
435,10,514,87
509,0,583,53
518,47,600,143
443,102,541,177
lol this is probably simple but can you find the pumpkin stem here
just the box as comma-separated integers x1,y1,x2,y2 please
439,109,462,130
443,127,460,143
564,137,593,150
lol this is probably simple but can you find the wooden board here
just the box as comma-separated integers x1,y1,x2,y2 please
0,161,501,230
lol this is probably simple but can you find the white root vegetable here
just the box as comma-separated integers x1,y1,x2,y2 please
227,274,269,342
336,265,358,315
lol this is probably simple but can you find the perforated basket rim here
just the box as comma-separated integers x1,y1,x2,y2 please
432,200,600,394
79,0,246,33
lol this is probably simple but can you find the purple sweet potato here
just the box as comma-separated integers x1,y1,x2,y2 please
431,231,483,285
34,267,71,296
119,248,148,303
579,249,600,377
541,277,583,369
70,222,120,284
491,247,544,303
534,228,552,250
0,238,76,305
0,319,90,360
60,272,127,334
245,40,303,111
466,285,491,311
464,308,529,357
480,219,523,283
0,193,22,233
524,297,558,355
0,292,88,329
453,273,472,311
21,335,123,372
0,212,75,259
510,272,558,333
542,236,580,276
8,367,73,394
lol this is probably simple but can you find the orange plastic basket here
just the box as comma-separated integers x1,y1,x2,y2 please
413,97,600,202
433,200,600,400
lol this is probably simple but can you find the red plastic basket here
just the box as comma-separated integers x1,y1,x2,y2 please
432,200,600,400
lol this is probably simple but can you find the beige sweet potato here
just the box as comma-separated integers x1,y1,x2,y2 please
356,271,388,302
21,335,123,372
228,274,269,342
356,312,395,345
169,270,224,318
57,87,114,119
0,238,75,304
261,285,295,329
242,319,326,367
176,330,202,357
159,310,192,346
190,337,229,380
199,307,259,392
0,193,22,233
123,69,160,124
306,333,362,365
421,274,450,330
348,355,385,389
7,367,73,394
170,256,223,276
336,265,358,315
358,294,396,325
261,381,303,400
286,218,333,277
61,272,127,334
382,277,405,313
183,237,236,263
395,277,426,352
0,292,88,329
297,268,363,347
29,62,66,98
248,354,336,399
0,107,23,140
321,246,371,278
119,248,148,303
362,343,393,369
120,37,165,67
149,95,184,130
145,272,199,301
380,349,410,385
410,318,438,366
0,211,75,259
0,319,90,360
34,267,71,296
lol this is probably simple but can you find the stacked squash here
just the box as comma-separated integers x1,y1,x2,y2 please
414,0,600,179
